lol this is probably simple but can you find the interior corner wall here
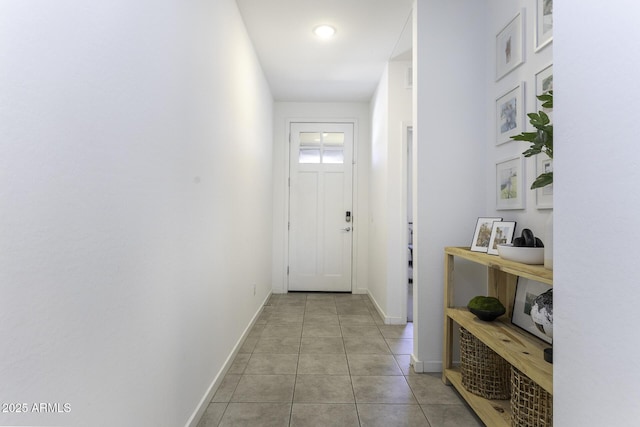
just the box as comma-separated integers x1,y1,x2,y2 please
368,60,412,324
485,0,553,236
368,65,391,313
386,60,413,323
0,1,273,426
554,2,640,425
412,0,488,371
272,102,371,295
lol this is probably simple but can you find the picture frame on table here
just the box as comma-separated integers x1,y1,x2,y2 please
535,64,553,114
470,217,503,252
496,9,525,81
496,155,525,210
536,154,553,209
535,0,553,52
496,83,525,145
487,221,517,255
512,278,553,344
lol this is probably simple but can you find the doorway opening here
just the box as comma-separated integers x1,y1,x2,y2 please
406,125,414,322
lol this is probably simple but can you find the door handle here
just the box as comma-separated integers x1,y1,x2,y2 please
340,227,351,232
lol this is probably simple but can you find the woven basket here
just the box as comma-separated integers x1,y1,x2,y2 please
460,327,511,400
511,366,553,427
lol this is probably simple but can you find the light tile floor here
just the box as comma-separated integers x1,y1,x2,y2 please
198,293,483,427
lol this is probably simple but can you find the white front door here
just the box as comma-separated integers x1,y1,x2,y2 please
288,122,353,292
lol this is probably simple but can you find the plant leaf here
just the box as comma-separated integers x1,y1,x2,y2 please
531,172,553,189
538,91,553,109
511,131,537,142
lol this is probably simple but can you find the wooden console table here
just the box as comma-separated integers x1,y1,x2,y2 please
442,247,553,426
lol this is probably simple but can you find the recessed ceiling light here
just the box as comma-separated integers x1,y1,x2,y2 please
313,25,336,39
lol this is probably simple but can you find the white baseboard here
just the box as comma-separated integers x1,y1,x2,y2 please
365,290,387,322
185,291,272,427
410,354,423,372
410,355,443,373
365,290,406,325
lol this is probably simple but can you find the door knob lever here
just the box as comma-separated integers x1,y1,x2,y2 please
340,227,351,232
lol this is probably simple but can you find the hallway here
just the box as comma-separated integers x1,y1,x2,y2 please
197,293,481,426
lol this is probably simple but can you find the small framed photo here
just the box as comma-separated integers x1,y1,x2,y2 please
512,278,553,343
470,217,503,252
487,221,517,255
496,156,525,210
536,154,553,209
535,63,553,115
496,83,525,145
496,9,525,81
535,0,553,52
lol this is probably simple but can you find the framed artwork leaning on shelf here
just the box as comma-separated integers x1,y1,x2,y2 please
470,217,503,252
487,221,517,255
512,278,553,344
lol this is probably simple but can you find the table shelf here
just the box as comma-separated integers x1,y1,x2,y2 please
444,368,511,427
447,307,552,393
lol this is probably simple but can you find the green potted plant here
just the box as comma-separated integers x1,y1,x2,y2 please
511,90,553,269
511,90,553,189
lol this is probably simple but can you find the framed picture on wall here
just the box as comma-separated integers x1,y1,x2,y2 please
470,217,503,252
512,278,553,343
496,83,525,145
535,0,553,52
536,154,553,209
535,63,553,116
496,9,525,81
487,221,517,255
496,155,525,210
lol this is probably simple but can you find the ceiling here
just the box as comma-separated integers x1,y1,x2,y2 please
235,0,414,102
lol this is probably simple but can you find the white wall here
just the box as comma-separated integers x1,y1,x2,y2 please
272,102,370,294
412,0,488,371
485,0,554,237
554,2,640,424
368,61,413,323
386,60,413,323
0,1,273,426
369,65,391,313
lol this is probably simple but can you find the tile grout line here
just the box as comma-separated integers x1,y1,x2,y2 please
288,293,306,427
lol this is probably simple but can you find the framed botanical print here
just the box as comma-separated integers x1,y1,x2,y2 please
496,9,525,80
496,156,525,210
496,83,525,145
535,0,553,52
535,154,553,209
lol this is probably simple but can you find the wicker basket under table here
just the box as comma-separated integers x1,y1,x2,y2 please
459,327,511,400
511,366,553,427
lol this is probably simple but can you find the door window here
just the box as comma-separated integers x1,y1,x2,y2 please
298,131,344,164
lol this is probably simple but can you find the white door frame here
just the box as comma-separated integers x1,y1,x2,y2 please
400,122,413,322
283,118,359,293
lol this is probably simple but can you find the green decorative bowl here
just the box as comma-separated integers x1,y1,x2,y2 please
467,296,506,322
469,307,505,322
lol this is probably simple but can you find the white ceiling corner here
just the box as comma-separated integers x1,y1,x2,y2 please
236,0,414,102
